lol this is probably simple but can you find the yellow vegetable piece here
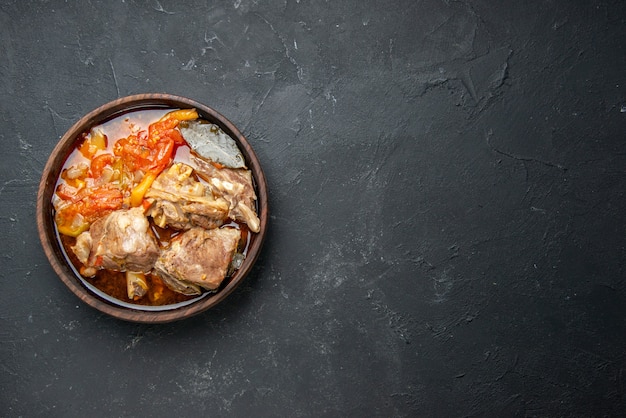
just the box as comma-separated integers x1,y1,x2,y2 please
79,128,108,159
126,271,149,300
63,178,85,190
57,223,89,237
160,108,198,122
56,216,90,237
130,171,157,208
90,128,107,150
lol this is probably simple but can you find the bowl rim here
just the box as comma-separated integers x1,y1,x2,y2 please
36,93,268,323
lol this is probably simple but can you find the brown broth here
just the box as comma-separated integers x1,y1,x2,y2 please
55,108,252,307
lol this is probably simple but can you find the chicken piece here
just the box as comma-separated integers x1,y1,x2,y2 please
145,163,230,230
72,207,159,276
154,227,242,295
190,155,260,233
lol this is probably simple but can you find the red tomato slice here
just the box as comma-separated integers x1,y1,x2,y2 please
90,153,116,178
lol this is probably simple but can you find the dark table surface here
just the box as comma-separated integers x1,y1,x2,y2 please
2,0,625,416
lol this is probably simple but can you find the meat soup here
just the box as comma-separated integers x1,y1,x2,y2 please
53,108,258,306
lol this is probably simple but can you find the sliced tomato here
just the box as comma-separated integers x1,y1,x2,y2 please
153,138,174,171
55,109,199,235
113,132,151,171
56,183,82,201
165,128,185,145
90,153,116,178
81,185,124,219
148,117,178,141
55,184,124,237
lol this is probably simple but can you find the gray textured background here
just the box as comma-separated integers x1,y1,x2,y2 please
1,0,625,416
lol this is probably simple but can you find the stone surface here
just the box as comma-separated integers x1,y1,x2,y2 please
1,0,625,416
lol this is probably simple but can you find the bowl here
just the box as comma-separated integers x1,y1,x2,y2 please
36,94,268,323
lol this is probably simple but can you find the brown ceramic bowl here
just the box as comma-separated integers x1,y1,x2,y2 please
37,94,268,323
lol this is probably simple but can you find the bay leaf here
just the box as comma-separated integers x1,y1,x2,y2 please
180,121,246,168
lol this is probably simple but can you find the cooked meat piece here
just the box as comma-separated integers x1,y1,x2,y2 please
145,163,229,230
190,155,260,233
71,207,159,276
154,227,242,295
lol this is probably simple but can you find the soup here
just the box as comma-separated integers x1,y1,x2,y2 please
53,108,259,306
